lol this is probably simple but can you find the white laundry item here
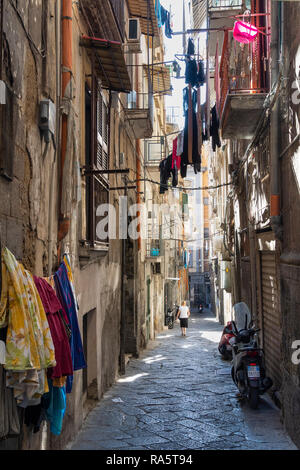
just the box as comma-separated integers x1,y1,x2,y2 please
0,340,5,364
176,130,184,156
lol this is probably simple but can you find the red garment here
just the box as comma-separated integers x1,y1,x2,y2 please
34,276,73,379
172,137,181,170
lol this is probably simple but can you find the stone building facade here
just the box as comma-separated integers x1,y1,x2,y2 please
0,0,173,450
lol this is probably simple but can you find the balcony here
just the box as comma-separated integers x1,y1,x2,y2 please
146,239,162,260
218,30,268,140
207,0,243,58
124,91,153,139
209,0,243,11
80,0,124,43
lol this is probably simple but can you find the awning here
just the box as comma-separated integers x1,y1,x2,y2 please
80,0,122,43
80,36,132,93
144,65,172,95
127,0,160,37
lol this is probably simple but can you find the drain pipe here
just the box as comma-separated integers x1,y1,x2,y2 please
270,1,283,240
57,0,72,257
48,0,62,276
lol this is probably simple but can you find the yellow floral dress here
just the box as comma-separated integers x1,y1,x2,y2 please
0,247,56,372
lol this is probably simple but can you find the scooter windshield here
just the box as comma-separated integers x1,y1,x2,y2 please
232,302,252,332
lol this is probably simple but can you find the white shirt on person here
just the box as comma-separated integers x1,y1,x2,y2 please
179,306,189,319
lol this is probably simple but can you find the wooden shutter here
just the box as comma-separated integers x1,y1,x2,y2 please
260,251,282,389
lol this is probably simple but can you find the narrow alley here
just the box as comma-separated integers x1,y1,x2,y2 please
69,311,296,451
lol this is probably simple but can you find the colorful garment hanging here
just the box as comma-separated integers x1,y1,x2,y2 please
54,262,86,393
177,131,184,157
43,378,66,436
160,6,172,39
155,0,162,27
0,247,56,374
185,59,198,88
182,110,201,174
172,137,181,172
210,105,221,152
34,276,73,380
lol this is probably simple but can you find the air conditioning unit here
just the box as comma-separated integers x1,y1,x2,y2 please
127,18,142,53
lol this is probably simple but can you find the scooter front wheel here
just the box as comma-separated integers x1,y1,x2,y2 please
248,387,259,409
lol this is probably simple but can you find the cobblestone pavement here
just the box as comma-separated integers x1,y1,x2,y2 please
69,311,297,450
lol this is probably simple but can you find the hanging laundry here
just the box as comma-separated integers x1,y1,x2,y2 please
63,254,79,316
182,109,201,174
24,403,45,434
172,60,181,78
187,38,195,56
159,154,173,194
6,368,49,408
163,9,172,39
180,161,187,178
155,0,162,27
0,365,20,439
201,103,209,141
171,137,181,174
177,130,184,157
185,59,198,88
183,86,197,114
210,104,221,152
197,60,205,87
34,276,73,380
54,262,86,394
160,6,173,38
197,88,202,154
0,247,56,403
43,378,66,436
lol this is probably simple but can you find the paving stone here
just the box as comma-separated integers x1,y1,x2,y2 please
69,312,297,451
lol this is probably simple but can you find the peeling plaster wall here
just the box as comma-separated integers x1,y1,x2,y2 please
277,2,300,450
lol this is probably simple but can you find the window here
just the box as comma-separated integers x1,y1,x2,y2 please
85,78,110,246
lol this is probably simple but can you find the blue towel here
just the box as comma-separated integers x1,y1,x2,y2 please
54,262,86,393
43,379,66,436
155,0,162,27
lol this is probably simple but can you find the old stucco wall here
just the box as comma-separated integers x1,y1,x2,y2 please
278,1,300,449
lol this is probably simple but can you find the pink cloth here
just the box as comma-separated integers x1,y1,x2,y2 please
34,277,73,379
172,137,181,170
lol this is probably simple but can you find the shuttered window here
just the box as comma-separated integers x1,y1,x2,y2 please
260,251,282,390
85,79,110,246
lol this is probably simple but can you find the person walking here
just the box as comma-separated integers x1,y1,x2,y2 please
176,301,190,337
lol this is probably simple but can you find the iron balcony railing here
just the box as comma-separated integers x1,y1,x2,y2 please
146,240,161,258
209,0,243,10
218,29,269,119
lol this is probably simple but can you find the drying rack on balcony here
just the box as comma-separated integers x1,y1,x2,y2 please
217,27,269,139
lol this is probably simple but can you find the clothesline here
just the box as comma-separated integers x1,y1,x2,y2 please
139,177,233,192
0,247,86,439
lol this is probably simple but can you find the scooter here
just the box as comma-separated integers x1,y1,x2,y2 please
218,321,235,360
230,303,273,409
166,305,178,329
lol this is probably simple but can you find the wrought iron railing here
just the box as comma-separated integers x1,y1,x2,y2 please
146,240,161,257
218,29,268,119
209,0,243,10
